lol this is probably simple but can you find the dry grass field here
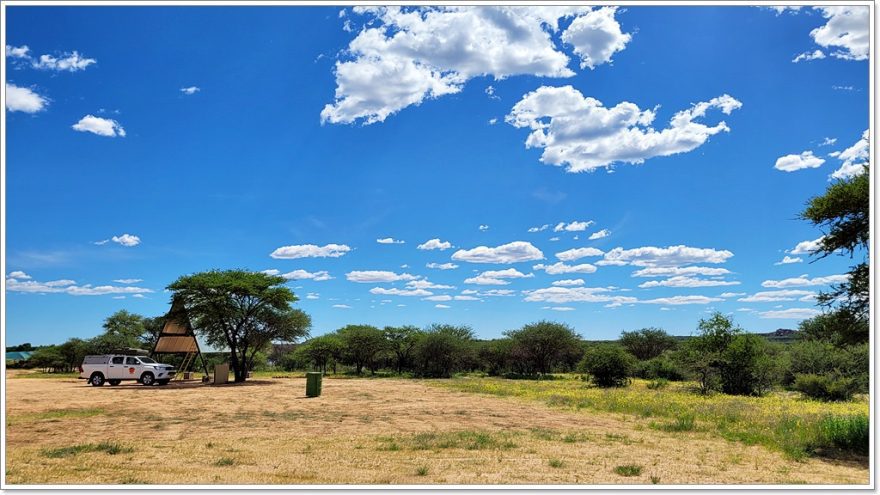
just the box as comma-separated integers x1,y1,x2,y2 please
4,371,869,485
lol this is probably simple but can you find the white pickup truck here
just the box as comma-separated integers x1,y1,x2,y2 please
79,355,176,386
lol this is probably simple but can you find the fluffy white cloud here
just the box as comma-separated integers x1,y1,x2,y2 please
553,220,593,232
533,261,597,275
820,137,837,146
551,279,584,286
370,287,433,297
792,49,826,63
6,83,48,113
5,45,30,58
424,294,480,302
406,279,454,290
426,262,458,270
479,224,490,231
33,51,96,71
555,247,604,261
417,238,452,250
463,289,515,297
631,266,731,278
180,86,201,95
761,274,849,288
639,295,723,305
588,229,610,240
638,276,740,288
561,7,631,69
270,243,351,259
332,304,352,309
738,289,816,302
602,245,733,267
829,130,868,180
464,268,533,285
113,278,143,284
306,292,320,300
774,256,803,265
759,308,822,319
506,86,742,172
435,304,451,309
523,286,634,304
452,241,544,264
377,237,405,244
261,269,281,276
322,7,630,125
528,224,549,233
111,234,140,247
7,276,152,296
720,292,746,298
8,271,32,280
72,115,126,137
283,269,334,281
774,150,825,172
789,237,824,255
346,270,418,283
810,7,869,61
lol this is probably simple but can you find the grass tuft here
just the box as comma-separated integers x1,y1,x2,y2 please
42,442,132,458
548,458,563,468
416,466,429,476
215,457,235,466
614,464,643,477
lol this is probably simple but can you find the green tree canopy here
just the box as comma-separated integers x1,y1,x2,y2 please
618,327,678,360
504,321,582,375
336,324,386,375
800,165,869,319
167,269,301,382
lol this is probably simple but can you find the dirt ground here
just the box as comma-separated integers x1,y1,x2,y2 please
4,373,869,486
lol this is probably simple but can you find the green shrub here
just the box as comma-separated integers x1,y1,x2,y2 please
634,354,686,381
614,464,642,477
578,345,634,387
817,415,868,455
793,373,858,401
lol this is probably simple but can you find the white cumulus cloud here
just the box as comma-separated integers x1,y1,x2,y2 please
180,86,201,95
377,237,405,244
346,270,418,283
774,150,825,172
774,256,803,265
829,129,868,180
417,238,453,251
72,115,126,137
638,276,740,288
33,51,96,71
792,49,826,63
506,85,742,172
789,237,824,255
270,243,351,259
321,7,630,125
588,229,610,240
533,262,597,275
282,269,334,281
810,7,869,61
601,245,733,267
551,279,584,286
452,241,544,264
370,287,433,297
464,268,533,285
553,220,593,232
555,247,604,261
738,289,817,303
110,234,140,247
426,262,458,270
6,83,48,113
631,266,731,277
761,274,849,288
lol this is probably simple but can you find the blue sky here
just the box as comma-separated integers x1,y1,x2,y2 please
4,5,870,345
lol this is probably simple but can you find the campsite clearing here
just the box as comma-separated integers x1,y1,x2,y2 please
5,371,869,485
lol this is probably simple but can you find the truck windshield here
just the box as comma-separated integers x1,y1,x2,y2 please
138,357,157,363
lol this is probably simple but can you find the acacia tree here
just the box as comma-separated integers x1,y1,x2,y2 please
618,328,678,360
800,165,869,322
383,325,422,374
167,270,302,382
336,325,386,375
505,321,582,375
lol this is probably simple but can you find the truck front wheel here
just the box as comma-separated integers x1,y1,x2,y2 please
89,373,105,387
140,372,155,386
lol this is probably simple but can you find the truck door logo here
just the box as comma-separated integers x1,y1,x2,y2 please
129,367,135,374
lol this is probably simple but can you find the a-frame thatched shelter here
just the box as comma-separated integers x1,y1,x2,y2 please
150,296,209,377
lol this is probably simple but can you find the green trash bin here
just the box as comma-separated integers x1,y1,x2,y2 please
305,372,322,397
